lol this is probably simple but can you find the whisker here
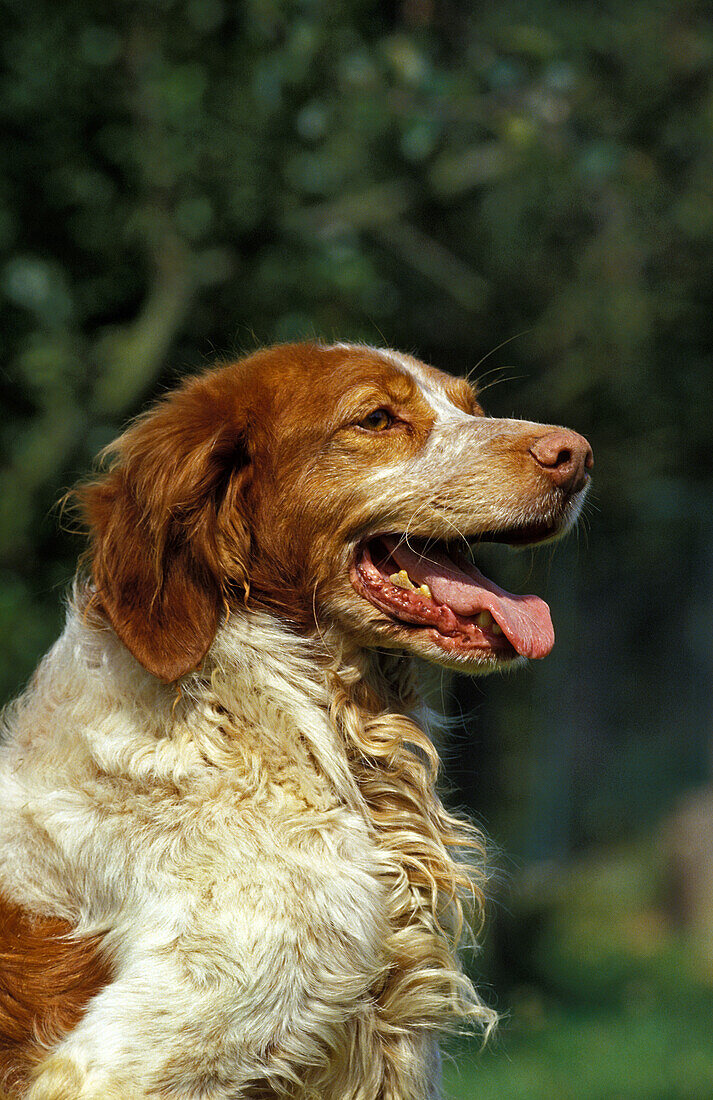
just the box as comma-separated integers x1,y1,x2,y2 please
465,329,532,388
475,370,526,398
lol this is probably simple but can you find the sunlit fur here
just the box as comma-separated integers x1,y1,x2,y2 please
0,605,490,1099
0,342,589,1098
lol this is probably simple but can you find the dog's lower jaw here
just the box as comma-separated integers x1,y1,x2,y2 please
322,591,524,676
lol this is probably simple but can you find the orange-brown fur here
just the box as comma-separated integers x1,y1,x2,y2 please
0,898,110,1094
78,344,453,678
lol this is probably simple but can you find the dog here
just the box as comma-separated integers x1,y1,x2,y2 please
0,342,592,1099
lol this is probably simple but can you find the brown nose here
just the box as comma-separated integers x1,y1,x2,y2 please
529,429,593,494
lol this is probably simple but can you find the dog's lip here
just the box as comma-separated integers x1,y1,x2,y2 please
350,551,514,658
475,519,560,546
351,533,555,660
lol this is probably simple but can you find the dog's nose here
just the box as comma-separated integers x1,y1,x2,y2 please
529,430,593,494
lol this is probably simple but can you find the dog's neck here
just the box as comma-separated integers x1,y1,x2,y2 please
194,609,422,808
202,609,494,1040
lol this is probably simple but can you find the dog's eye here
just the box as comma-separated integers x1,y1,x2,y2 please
358,409,392,432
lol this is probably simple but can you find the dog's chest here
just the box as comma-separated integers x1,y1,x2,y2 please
116,764,384,984
113,777,392,1076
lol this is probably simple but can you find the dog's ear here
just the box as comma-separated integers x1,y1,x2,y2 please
78,373,252,683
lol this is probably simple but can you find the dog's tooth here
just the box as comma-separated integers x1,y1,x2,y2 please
491,622,503,635
390,569,417,591
417,583,432,600
476,610,493,629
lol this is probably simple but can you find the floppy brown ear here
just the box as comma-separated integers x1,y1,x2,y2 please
78,374,251,683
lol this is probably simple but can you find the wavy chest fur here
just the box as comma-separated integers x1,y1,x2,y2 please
0,605,488,1098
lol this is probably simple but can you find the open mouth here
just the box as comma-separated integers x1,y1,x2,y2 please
351,532,555,661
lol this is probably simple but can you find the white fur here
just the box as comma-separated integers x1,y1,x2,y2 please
0,603,467,1098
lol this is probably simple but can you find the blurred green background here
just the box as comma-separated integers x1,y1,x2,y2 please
2,0,712,1095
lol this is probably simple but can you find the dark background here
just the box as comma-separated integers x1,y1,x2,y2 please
2,1,712,1094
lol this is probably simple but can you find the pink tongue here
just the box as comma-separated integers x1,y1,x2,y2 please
384,538,554,659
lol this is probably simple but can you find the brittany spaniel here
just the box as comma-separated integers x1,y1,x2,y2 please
0,342,591,1099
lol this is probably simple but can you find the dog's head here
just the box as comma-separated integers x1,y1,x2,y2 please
78,342,592,682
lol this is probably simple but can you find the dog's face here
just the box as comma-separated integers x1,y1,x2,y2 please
80,342,592,681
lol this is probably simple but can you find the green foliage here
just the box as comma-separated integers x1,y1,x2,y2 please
445,997,713,1100
445,846,713,1098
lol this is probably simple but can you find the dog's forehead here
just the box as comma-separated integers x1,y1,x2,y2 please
321,343,476,420
235,342,476,428
372,347,476,418
247,342,407,399
322,344,421,403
